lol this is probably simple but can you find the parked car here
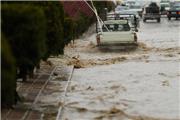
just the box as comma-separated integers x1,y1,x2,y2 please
160,2,170,15
96,20,137,46
167,2,180,20
114,9,140,28
124,0,136,7
129,4,143,17
143,2,161,22
115,5,129,12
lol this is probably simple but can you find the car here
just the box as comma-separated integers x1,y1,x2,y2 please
124,0,136,7
129,4,143,17
115,5,129,12
96,20,137,46
143,2,161,22
160,2,170,15
167,2,180,20
114,10,140,29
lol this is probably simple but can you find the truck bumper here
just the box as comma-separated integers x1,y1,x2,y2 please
97,41,138,46
167,14,180,18
144,14,160,19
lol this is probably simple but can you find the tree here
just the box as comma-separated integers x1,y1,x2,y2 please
1,34,18,108
37,2,65,60
2,3,47,81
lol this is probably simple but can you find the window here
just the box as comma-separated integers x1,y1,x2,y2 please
102,24,130,32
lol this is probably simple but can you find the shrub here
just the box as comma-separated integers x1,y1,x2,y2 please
74,12,94,38
2,3,47,81
35,2,65,60
64,17,74,45
1,34,18,108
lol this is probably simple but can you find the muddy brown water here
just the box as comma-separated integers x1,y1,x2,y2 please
49,18,180,120
36,18,180,120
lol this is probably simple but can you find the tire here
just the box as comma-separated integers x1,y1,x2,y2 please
157,18,160,23
143,19,146,22
168,17,171,20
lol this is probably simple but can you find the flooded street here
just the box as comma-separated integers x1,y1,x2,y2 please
2,1,180,120
1,18,179,120
49,18,180,120
138,18,180,49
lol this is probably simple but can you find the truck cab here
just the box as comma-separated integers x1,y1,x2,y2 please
96,20,137,46
143,2,161,22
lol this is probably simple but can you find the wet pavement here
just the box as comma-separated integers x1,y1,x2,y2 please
1,63,73,120
138,17,180,48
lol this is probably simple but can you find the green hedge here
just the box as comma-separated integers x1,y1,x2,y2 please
40,2,65,59
1,34,17,108
1,1,115,107
1,2,65,107
64,17,74,45
2,3,47,81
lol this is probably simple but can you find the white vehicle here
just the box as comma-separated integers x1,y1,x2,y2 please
96,20,137,46
106,13,140,30
129,4,143,17
124,0,136,6
115,5,129,12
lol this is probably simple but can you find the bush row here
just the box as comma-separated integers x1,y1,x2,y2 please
1,2,65,107
1,34,17,108
1,1,115,108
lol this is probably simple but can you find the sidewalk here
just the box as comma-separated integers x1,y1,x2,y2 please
1,62,72,120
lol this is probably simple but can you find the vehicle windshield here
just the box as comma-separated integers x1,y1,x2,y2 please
171,3,180,10
115,6,129,11
129,5,141,9
102,24,130,32
161,3,170,7
120,10,138,16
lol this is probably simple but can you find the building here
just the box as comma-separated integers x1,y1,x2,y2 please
61,1,94,20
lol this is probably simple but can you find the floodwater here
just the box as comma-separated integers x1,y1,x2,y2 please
48,18,180,120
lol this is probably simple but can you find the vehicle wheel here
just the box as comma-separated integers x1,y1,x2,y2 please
157,18,161,23
176,17,178,20
143,19,146,22
168,17,171,20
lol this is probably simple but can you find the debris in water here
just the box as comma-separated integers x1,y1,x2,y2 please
86,86,94,91
53,72,58,76
110,85,126,91
67,56,127,68
108,107,124,114
110,85,120,90
66,102,79,106
45,60,53,66
158,73,167,77
162,80,170,86
54,75,67,81
164,53,175,57
70,85,77,91
58,101,64,107
94,107,130,120
138,42,152,51
76,107,88,112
